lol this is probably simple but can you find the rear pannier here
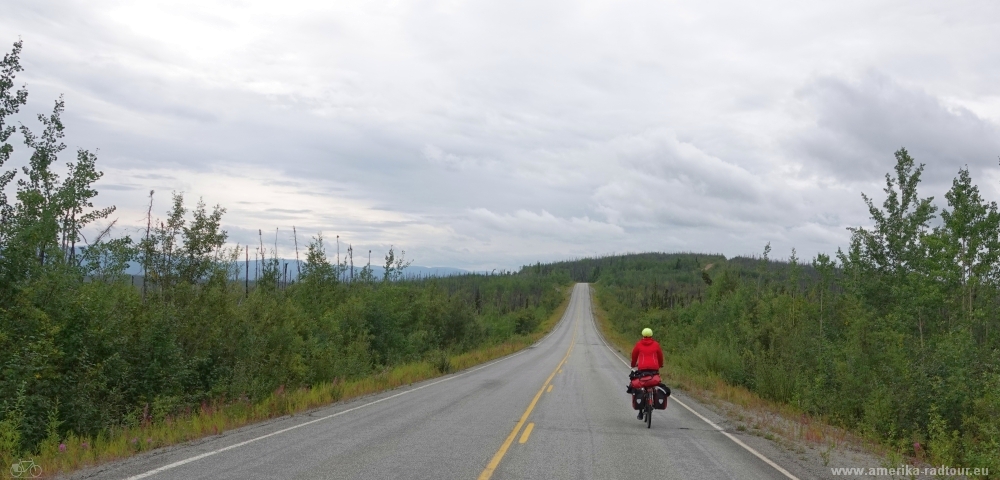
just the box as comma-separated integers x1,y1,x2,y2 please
653,384,670,410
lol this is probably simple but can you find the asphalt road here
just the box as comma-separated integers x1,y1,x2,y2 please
79,283,801,480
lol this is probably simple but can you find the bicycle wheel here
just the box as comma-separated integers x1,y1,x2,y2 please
645,394,653,428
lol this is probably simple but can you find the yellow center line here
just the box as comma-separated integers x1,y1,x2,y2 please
477,318,578,480
518,423,535,444
546,385,553,393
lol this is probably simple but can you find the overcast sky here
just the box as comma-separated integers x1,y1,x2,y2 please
3,0,1000,269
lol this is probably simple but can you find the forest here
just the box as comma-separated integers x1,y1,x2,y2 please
0,40,569,470
571,151,1000,473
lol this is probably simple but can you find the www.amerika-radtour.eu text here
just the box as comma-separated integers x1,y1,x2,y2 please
830,465,989,477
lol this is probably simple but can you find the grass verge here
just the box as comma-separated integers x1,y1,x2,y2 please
28,286,573,479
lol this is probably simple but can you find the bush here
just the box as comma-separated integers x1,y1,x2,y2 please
514,310,540,335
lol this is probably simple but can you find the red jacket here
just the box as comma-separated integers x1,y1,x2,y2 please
631,338,663,370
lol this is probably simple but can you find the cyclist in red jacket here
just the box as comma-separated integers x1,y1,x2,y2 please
630,327,664,420
631,327,663,372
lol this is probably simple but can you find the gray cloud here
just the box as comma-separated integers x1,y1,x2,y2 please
3,0,1000,269
791,72,1000,184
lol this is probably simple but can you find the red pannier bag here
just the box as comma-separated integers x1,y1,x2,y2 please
630,373,661,389
631,392,644,410
653,384,669,410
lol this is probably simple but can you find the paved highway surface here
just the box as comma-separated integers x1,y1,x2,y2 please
75,283,802,480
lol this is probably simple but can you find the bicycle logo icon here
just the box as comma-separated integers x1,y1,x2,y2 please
9,458,41,478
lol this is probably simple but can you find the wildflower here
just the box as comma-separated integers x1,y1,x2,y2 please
131,437,138,445
81,441,89,449
58,443,66,452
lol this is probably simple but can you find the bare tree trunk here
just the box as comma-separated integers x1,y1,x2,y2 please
142,190,154,303
293,226,301,278
59,209,67,263
69,210,77,265
258,229,264,281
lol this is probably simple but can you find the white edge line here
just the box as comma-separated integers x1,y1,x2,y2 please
587,289,801,480
124,290,579,480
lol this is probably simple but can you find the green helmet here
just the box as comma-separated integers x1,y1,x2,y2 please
642,328,653,337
